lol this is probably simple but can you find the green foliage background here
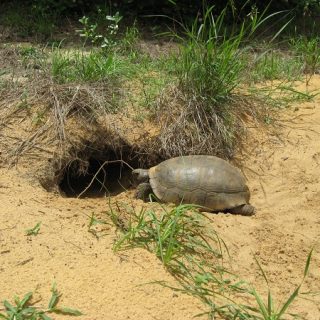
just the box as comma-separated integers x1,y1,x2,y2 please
2,0,320,17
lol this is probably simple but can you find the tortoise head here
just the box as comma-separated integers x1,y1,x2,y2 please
132,168,149,184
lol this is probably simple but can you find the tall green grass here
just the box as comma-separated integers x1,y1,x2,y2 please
172,6,292,107
173,6,246,107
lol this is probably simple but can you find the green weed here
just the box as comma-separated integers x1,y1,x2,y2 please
17,91,31,110
32,111,46,126
248,82,318,110
87,213,110,238
87,212,108,229
173,6,245,106
120,24,140,55
78,11,123,51
18,46,44,70
107,202,226,268
0,283,82,319
18,47,39,58
25,222,41,236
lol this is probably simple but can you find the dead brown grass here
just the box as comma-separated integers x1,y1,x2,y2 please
150,84,271,160
0,74,118,162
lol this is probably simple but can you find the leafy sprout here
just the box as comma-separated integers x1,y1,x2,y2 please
0,283,82,320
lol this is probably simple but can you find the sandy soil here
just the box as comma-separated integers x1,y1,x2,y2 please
1,78,320,319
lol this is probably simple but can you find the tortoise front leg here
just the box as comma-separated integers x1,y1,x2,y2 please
135,182,153,202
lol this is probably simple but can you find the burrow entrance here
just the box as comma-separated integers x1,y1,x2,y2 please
56,146,152,198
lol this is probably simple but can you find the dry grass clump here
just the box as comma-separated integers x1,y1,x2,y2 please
152,84,269,160
0,73,119,163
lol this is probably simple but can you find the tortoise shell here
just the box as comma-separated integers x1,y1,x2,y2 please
148,155,250,211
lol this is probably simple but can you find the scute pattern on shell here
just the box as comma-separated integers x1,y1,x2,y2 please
148,155,250,211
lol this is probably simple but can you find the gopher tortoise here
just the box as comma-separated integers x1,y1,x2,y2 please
132,155,255,216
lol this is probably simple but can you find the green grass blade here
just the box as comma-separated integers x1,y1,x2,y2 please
252,289,269,319
25,222,41,236
253,254,269,286
3,301,16,313
19,292,33,308
270,18,293,42
277,285,301,318
48,283,61,309
267,289,273,316
303,248,313,279
50,307,82,316
20,307,37,315
14,296,21,308
39,314,53,320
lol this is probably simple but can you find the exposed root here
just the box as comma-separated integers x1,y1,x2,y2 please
76,160,135,198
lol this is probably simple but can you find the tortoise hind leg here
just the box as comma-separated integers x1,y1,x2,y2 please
228,204,255,216
135,182,153,202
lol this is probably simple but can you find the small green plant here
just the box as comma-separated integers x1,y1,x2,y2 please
0,283,82,319
32,111,46,126
249,249,314,320
25,222,41,236
19,46,38,58
17,91,31,110
119,24,140,55
78,11,123,51
87,213,109,238
87,212,108,230
18,46,43,70
77,16,99,45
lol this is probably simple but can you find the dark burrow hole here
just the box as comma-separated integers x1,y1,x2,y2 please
58,156,137,198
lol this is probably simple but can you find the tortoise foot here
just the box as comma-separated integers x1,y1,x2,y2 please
228,204,255,216
135,182,153,202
